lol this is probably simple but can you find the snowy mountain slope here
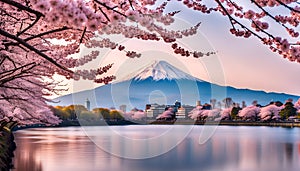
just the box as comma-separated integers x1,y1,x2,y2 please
54,61,300,110
117,60,201,82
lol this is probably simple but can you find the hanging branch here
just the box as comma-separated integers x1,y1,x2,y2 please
0,29,72,73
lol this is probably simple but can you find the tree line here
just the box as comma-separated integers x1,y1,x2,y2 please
50,105,124,122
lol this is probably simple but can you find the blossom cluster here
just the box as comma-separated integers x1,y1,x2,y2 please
189,99,299,122
210,0,300,62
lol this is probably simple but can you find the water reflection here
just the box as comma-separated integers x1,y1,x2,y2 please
13,126,300,171
285,143,293,163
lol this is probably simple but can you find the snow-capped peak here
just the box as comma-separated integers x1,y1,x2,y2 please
118,60,201,81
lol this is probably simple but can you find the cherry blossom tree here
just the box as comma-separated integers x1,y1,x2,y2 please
0,75,61,127
0,0,299,128
0,0,209,128
188,106,221,121
238,105,261,121
208,0,300,62
259,103,283,121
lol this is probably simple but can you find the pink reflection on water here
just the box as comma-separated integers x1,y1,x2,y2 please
12,126,300,171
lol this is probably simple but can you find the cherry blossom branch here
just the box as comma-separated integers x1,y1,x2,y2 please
0,28,72,73
98,6,111,22
24,26,70,42
215,0,237,29
215,0,264,40
79,27,87,44
17,14,41,37
94,0,127,17
251,0,289,30
0,8,19,21
4,26,71,50
274,0,300,13
128,0,135,10
0,62,36,78
0,73,35,86
0,95,27,101
1,85,36,94
0,56,5,66
0,0,44,16
2,55,17,68
1,0,44,36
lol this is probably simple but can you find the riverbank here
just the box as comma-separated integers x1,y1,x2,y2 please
149,120,300,128
15,119,300,129
14,119,140,131
0,129,16,171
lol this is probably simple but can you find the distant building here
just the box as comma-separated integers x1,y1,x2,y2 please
242,101,247,108
85,98,90,111
196,100,201,106
210,99,217,109
145,104,151,111
174,100,181,113
182,105,194,113
146,102,195,119
146,104,167,118
119,105,127,113
176,107,186,119
175,105,195,119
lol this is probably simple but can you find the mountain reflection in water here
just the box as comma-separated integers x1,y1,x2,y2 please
13,126,300,171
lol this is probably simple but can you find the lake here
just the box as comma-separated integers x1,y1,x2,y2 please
12,125,300,171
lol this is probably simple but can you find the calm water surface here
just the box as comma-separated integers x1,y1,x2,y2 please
12,125,300,171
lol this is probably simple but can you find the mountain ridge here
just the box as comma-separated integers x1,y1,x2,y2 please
53,61,299,110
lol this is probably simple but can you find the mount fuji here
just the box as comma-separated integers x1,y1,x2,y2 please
118,60,198,81
54,60,299,110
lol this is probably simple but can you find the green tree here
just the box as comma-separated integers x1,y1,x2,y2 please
93,108,110,120
79,111,97,121
223,98,233,108
109,110,124,121
62,105,88,120
231,105,242,120
50,106,70,120
279,102,297,120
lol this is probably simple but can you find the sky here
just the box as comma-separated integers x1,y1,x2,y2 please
54,1,300,99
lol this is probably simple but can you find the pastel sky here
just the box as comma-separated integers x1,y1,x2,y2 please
54,1,300,98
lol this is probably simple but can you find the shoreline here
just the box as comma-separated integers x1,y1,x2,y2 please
14,119,300,130
153,120,300,128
